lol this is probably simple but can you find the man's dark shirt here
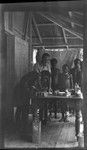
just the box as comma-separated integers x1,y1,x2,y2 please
41,70,51,91
70,67,82,88
60,72,73,91
51,68,61,91
13,71,41,106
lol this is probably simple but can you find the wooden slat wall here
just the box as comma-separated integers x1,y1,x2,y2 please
6,33,15,108
28,12,33,71
15,36,28,84
83,2,87,147
0,5,6,148
3,11,30,124
4,12,29,84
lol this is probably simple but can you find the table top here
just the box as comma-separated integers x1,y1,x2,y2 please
36,93,83,100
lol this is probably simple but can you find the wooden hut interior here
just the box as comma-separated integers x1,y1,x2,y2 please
0,1,86,148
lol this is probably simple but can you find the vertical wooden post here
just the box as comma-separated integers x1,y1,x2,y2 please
83,2,87,147
0,5,4,148
6,33,15,122
0,4,7,148
28,12,33,71
8,12,13,31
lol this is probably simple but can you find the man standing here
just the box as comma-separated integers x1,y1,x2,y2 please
33,52,51,124
60,64,73,122
50,58,61,118
71,58,82,89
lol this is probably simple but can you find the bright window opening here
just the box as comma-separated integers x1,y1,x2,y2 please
33,49,37,65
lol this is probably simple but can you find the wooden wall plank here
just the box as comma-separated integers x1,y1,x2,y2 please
0,4,7,148
82,2,87,147
28,12,33,71
6,33,15,108
15,36,28,83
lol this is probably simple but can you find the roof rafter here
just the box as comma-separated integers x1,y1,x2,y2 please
36,12,83,28
23,12,29,40
38,12,83,40
50,12,83,33
58,12,83,27
8,12,13,31
32,36,81,40
68,11,75,28
74,11,83,16
62,27,69,50
37,23,54,26
32,13,42,44
33,44,83,48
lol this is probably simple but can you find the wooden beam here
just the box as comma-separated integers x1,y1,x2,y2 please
23,12,29,40
36,36,80,40
68,11,75,28
32,13,42,44
40,36,64,40
28,12,33,71
13,27,24,36
38,12,83,40
50,12,83,34
3,1,84,12
5,30,14,36
37,10,83,27
33,44,83,48
62,27,69,50
37,23,54,26
54,1,84,12
28,36,81,40
58,12,84,27
37,22,83,27
82,4,87,147
8,12,13,31
74,11,83,16
0,4,6,148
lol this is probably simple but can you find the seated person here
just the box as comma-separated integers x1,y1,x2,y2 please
59,64,73,122
13,71,41,127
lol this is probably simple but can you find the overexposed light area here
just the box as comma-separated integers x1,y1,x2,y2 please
33,49,37,65
80,48,83,62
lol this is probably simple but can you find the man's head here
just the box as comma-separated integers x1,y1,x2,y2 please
41,53,50,65
62,64,69,73
74,58,81,69
51,58,57,68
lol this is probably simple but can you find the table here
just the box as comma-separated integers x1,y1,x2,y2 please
34,94,83,141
